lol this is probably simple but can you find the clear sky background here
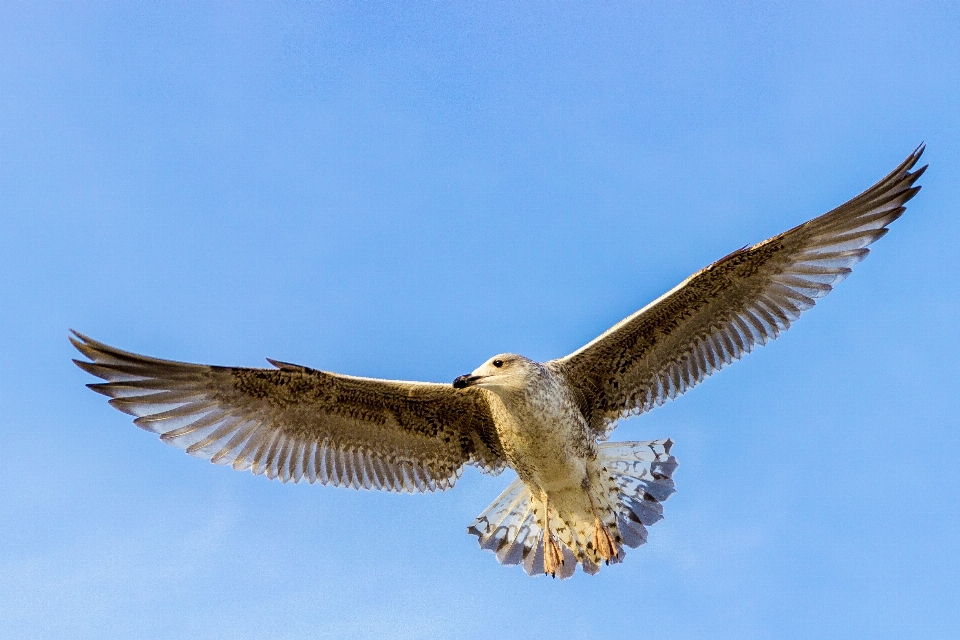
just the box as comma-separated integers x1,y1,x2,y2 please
2,2,959,639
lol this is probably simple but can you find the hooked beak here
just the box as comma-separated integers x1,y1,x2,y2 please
452,374,484,389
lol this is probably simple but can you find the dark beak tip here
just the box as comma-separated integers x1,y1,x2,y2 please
452,374,477,389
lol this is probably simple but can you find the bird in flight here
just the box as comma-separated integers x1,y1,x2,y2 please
72,147,925,579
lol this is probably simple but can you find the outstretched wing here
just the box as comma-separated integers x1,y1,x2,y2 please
72,332,505,491
551,146,926,432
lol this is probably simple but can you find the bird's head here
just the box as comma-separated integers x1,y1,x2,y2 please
452,354,540,395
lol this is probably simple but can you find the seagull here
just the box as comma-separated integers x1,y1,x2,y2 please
72,147,925,579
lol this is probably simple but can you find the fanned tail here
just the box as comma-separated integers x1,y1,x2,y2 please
599,438,678,550
466,477,567,577
468,438,677,579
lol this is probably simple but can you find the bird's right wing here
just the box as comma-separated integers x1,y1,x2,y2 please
550,147,926,433
72,332,505,491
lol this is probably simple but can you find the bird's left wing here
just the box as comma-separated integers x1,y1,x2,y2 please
550,147,925,433
72,332,504,491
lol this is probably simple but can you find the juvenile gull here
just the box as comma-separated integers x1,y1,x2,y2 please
72,147,925,578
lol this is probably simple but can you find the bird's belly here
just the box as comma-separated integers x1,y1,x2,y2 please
495,412,590,494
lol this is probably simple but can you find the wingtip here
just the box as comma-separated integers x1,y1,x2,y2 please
912,163,928,182
900,143,926,176
69,330,105,355
68,330,84,349
72,358,103,378
884,145,927,194
69,328,92,344
85,382,116,397
70,334,104,364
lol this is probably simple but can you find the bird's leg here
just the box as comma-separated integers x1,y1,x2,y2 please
541,494,563,577
585,489,617,565
593,516,617,565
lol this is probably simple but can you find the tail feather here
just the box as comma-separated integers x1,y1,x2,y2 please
601,438,677,545
468,478,540,570
468,438,677,578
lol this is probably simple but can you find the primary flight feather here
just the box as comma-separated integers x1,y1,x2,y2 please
73,146,925,578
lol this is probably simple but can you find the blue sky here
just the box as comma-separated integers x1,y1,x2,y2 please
2,2,959,638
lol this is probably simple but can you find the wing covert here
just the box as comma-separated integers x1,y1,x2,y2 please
72,332,505,491
551,146,926,432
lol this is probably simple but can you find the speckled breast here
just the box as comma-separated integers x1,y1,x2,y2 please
487,380,595,494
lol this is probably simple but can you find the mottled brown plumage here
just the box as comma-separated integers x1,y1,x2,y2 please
555,146,926,434
72,336,504,491
72,146,925,578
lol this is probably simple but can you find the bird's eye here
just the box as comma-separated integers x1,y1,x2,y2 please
493,359,504,368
